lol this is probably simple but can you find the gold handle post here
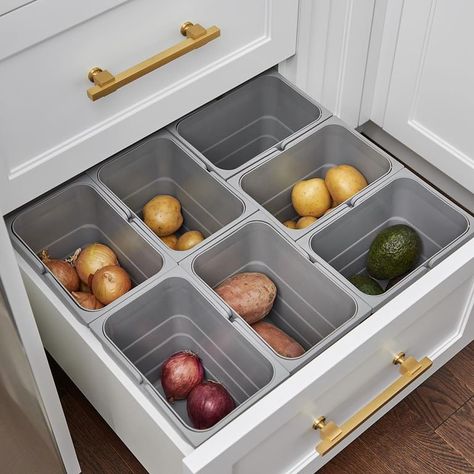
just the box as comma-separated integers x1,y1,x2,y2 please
313,352,432,456
87,22,220,101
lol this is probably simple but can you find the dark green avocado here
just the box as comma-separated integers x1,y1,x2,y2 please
367,224,421,280
348,274,384,295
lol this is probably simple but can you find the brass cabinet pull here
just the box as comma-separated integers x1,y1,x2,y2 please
87,22,220,101
313,352,432,456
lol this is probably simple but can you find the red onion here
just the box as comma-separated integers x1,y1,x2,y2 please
161,351,204,402
187,381,236,429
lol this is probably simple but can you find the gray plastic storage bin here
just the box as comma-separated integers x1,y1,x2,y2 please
90,268,288,447
171,71,331,179
9,176,173,324
298,169,474,310
92,131,256,262
229,117,403,240
181,214,371,373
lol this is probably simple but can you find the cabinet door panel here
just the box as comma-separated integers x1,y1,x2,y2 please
382,0,474,191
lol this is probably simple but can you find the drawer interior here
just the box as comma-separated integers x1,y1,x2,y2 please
11,181,166,323
174,72,325,177
235,120,397,237
96,273,284,446
96,134,248,258
188,219,368,372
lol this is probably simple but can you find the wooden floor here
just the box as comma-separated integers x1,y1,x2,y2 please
49,341,474,474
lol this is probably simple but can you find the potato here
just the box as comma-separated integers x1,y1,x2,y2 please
214,272,277,324
143,195,183,237
291,178,331,217
283,220,297,229
161,234,178,250
325,165,368,205
251,321,305,358
296,216,317,229
176,230,204,251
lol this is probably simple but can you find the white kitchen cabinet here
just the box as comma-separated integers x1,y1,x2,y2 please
1,1,473,473
369,0,474,192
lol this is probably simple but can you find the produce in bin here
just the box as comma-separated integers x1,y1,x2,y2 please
367,224,422,280
348,274,384,295
283,219,297,229
144,194,205,251
251,321,305,358
71,291,104,310
291,178,331,217
187,381,236,430
215,272,277,324
296,216,317,229
39,242,132,310
385,273,409,291
177,231,204,251
161,351,204,402
284,164,368,230
39,250,80,292
161,234,178,250
160,351,235,429
325,164,368,205
143,195,183,237
215,271,306,358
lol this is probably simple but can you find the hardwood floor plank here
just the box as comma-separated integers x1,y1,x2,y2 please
437,397,474,466
318,438,395,474
444,342,474,394
356,399,474,474
403,362,472,429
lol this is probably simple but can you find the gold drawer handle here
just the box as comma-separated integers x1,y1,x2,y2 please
87,22,220,101
313,352,432,456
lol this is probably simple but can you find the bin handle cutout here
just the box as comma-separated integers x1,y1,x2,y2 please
87,22,220,101
313,352,432,455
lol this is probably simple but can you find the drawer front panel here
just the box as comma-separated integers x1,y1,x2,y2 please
184,240,474,473
0,0,297,214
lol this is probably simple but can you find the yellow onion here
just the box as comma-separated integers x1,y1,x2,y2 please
74,243,118,284
187,381,235,429
39,250,80,292
91,265,131,305
161,351,204,402
72,291,104,310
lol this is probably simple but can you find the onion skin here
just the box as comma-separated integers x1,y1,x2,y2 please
187,381,236,430
91,265,131,305
75,243,118,284
72,291,104,310
39,250,80,292
161,351,204,402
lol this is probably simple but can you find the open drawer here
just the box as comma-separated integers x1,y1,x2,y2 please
18,228,474,473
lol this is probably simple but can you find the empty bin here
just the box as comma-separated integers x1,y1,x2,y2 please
229,117,402,240
181,215,371,373
94,131,254,261
10,177,170,324
172,71,329,179
299,169,473,310
90,269,287,446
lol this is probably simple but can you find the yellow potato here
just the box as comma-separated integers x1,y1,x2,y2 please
161,234,178,250
296,216,317,229
143,195,183,237
283,220,297,229
291,178,331,217
176,230,204,251
325,165,368,205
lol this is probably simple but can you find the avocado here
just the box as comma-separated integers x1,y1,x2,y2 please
367,224,421,280
348,274,384,295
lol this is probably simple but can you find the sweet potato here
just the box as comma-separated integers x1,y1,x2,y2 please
214,272,276,324
251,321,305,358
